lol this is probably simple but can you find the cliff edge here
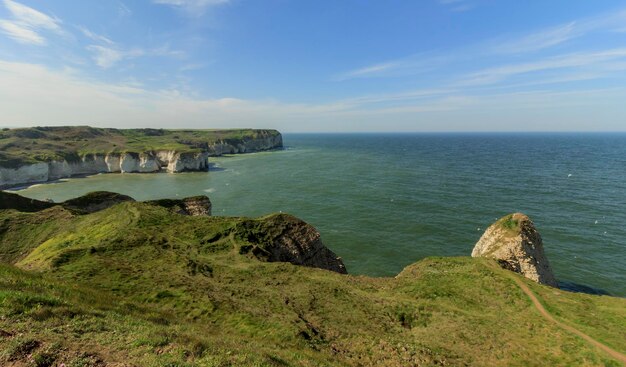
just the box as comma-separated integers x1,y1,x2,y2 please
235,213,347,274
472,213,558,286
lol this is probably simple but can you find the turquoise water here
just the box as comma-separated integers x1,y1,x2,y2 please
12,133,626,296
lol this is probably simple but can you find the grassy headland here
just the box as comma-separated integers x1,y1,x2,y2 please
0,192,624,366
0,126,281,168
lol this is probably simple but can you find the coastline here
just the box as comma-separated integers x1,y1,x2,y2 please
1,147,284,191
0,127,283,189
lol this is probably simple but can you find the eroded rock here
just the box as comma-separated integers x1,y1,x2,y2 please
148,196,212,216
472,213,557,286
235,213,347,274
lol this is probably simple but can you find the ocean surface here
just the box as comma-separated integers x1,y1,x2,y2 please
11,133,626,296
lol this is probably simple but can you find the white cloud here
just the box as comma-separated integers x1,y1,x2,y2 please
459,48,626,86
87,46,146,69
337,8,626,81
334,54,446,80
0,0,62,45
2,59,626,132
3,0,61,31
78,26,114,45
495,22,577,54
152,44,186,58
86,46,124,68
0,19,44,44
334,62,397,80
493,9,626,54
86,43,185,69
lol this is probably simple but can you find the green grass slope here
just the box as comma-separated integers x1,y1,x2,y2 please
0,126,281,168
0,196,624,366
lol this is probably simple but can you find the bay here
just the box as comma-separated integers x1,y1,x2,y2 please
13,133,626,296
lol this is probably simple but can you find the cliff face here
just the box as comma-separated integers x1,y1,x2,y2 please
206,133,283,156
0,151,209,188
471,213,557,286
235,213,347,274
146,196,212,216
0,129,283,188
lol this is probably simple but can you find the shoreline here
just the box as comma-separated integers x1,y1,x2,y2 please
1,147,285,191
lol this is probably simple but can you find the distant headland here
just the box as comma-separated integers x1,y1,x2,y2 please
0,126,283,188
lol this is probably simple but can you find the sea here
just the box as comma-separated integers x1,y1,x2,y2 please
11,133,626,297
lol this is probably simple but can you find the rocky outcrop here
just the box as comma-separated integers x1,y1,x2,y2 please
179,196,212,216
472,213,557,286
235,213,347,274
207,133,283,156
147,196,212,216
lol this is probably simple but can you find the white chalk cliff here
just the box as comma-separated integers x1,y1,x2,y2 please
472,213,558,287
1,133,284,188
0,151,210,188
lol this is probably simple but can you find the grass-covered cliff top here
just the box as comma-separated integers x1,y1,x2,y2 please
0,126,281,168
0,192,625,366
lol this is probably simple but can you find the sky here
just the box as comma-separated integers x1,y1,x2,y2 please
1,0,626,132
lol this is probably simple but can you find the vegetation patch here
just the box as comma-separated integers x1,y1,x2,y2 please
0,195,624,366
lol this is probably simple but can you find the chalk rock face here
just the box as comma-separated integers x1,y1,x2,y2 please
207,133,283,156
472,213,557,287
0,163,49,187
235,213,347,274
0,151,210,188
158,151,210,172
0,131,282,188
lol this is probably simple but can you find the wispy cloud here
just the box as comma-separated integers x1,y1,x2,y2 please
334,62,397,80
0,19,44,44
86,43,186,69
117,1,132,17
334,53,446,80
495,22,577,54
0,0,63,45
153,0,230,14
3,59,626,132
492,9,626,54
87,45,145,68
459,48,626,86
337,7,626,82
78,26,114,45
3,0,61,31
439,0,474,12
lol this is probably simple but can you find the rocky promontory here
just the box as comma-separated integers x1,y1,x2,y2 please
472,213,558,286
235,213,347,274
0,126,283,188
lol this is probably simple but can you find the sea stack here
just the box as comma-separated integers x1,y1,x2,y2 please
472,213,557,287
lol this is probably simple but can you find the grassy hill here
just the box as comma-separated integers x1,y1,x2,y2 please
0,126,281,168
0,192,624,366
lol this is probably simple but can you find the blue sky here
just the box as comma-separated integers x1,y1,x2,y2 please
1,0,626,132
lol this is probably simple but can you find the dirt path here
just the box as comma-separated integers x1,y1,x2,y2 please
510,276,626,365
